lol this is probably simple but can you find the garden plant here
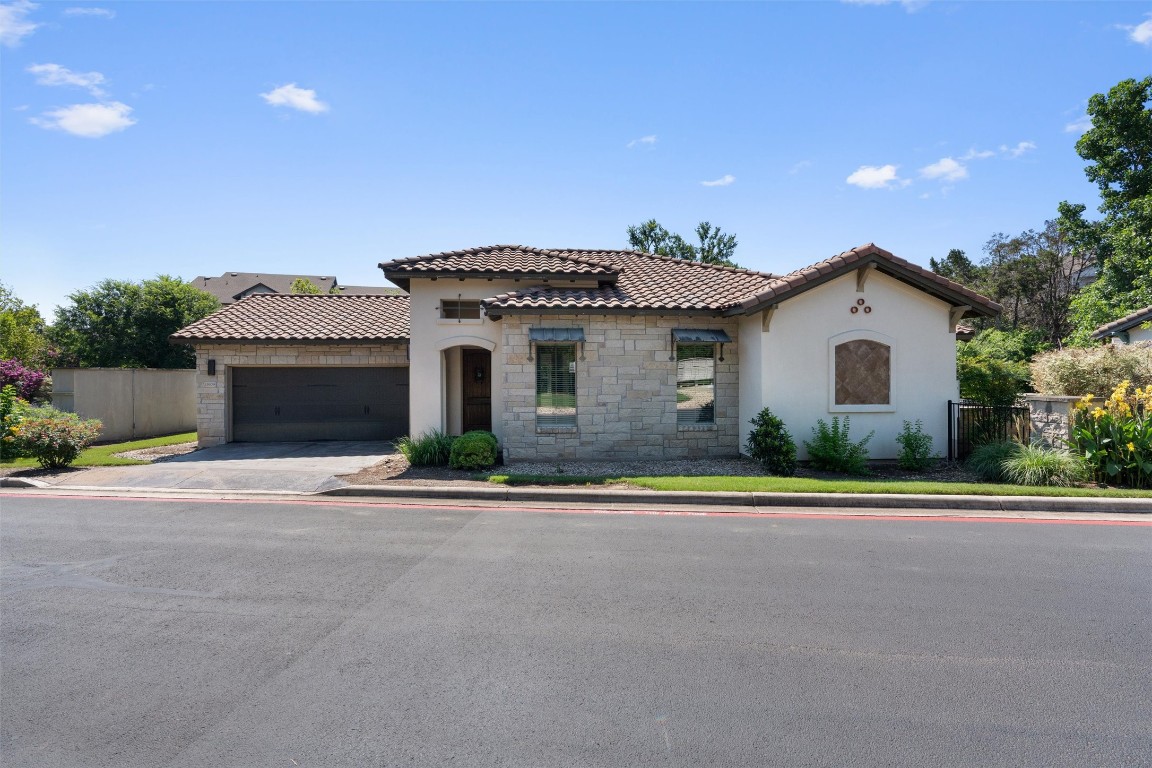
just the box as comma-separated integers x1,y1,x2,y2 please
449,430,499,470
745,407,797,476
804,416,873,475
1068,380,1152,489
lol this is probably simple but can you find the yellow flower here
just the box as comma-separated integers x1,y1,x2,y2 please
1074,394,1095,411
1091,407,1105,420
1128,442,1137,453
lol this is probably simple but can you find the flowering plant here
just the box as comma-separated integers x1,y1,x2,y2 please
1068,380,1152,488
8,405,102,469
0,359,47,402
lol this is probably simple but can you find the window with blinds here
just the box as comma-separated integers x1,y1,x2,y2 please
440,300,482,320
676,343,715,424
536,344,576,427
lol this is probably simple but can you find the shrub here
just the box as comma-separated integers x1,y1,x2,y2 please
957,345,1031,405
1000,444,1089,487
745,407,797,476
1,384,34,461
10,405,102,469
0,358,47,402
1030,343,1152,397
967,441,1022,482
804,416,873,475
395,429,455,466
449,430,499,470
1068,381,1152,488
895,420,937,471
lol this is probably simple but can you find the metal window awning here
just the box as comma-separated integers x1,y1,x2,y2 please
672,329,731,343
530,328,586,342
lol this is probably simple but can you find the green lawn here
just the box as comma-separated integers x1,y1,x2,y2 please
535,393,576,408
1,432,197,469
486,473,1152,498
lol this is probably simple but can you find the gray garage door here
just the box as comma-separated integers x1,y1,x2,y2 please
232,367,409,442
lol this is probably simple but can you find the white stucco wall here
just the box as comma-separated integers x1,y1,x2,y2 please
51,368,196,441
1127,325,1152,344
406,278,525,442
752,271,960,461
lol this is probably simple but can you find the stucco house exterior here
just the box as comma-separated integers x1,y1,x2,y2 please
1091,305,1152,345
172,243,1001,461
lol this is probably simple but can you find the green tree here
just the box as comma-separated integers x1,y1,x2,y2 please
929,248,981,287
290,277,322,294
627,220,740,267
51,276,218,369
1060,76,1152,343
0,282,52,367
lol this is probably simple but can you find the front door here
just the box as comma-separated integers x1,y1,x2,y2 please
461,349,492,433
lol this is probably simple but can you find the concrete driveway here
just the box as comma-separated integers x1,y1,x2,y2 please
44,441,394,493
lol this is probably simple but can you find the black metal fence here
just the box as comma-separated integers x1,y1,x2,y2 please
947,400,1031,461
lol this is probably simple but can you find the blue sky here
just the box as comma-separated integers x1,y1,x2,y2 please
2,1,1150,316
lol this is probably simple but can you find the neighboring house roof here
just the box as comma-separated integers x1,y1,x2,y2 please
727,244,1002,318
170,294,410,343
332,284,405,296
189,272,340,304
1091,305,1152,340
381,245,622,291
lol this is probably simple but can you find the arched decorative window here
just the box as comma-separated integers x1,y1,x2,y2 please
829,331,895,412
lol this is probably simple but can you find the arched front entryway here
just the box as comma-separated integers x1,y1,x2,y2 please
436,336,498,436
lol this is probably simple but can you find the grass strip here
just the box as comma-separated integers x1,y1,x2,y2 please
486,473,1152,498
1,432,197,469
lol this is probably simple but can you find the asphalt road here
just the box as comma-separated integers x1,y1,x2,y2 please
2,495,1150,767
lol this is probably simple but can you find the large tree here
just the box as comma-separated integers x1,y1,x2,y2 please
1059,76,1152,342
627,220,740,267
0,282,53,368
51,276,218,369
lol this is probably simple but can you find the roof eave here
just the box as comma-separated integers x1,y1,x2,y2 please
169,336,410,346
483,305,728,321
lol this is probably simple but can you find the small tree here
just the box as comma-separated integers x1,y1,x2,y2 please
627,220,740,267
745,407,797,476
290,278,322,294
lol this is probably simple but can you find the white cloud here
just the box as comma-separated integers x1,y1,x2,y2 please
63,6,115,17
789,160,813,174
27,63,107,96
0,0,40,46
30,101,135,137
960,148,995,161
1064,115,1092,134
260,83,328,114
626,134,657,149
700,174,735,187
1001,140,1037,158
920,157,968,182
1123,13,1152,45
846,164,905,189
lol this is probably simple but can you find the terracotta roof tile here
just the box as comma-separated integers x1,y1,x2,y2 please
171,294,410,342
480,250,777,314
1091,305,1152,339
381,245,621,279
732,243,1002,317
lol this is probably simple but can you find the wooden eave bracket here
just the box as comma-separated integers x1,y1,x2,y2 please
949,305,971,332
856,263,876,292
761,304,778,332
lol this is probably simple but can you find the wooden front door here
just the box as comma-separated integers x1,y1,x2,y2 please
461,349,492,433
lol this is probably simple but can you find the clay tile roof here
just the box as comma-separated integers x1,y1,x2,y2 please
170,294,410,343
380,245,621,281
1091,305,1152,340
481,250,777,314
731,243,1002,318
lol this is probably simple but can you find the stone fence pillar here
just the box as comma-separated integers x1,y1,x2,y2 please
1024,394,1094,448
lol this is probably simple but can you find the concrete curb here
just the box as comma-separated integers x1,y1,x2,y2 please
0,477,50,489
322,484,1152,514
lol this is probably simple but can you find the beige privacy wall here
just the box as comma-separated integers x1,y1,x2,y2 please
192,343,410,446
499,314,741,461
52,368,196,441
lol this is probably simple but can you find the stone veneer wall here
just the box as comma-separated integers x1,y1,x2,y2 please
1024,394,1092,449
192,343,409,447
499,314,740,461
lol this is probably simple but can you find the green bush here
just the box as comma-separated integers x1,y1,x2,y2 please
895,420,937,471
804,416,873,475
957,345,1031,405
1030,343,1152,397
449,430,499,470
1000,444,1089,487
10,405,102,469
966,441,1023,482
1,384,32,460
395,429,455,466
745,407,797,476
